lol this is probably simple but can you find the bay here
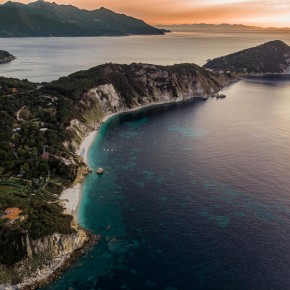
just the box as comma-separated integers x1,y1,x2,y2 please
44,75,290,290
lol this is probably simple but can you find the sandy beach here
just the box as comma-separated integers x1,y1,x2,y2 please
60,114,117,217
60,183,82,217
77,130,98,164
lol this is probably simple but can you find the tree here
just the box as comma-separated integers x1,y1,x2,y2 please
38,161,49,173
0,111,13,142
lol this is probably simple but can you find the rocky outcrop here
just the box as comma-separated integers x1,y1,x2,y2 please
3,228,91,289
23,228,87,258
0,50,15,63
204,40,290,75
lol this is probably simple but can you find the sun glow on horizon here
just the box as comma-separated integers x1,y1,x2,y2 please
1,0,290,27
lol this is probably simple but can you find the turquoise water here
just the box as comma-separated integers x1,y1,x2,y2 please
44,76,290,289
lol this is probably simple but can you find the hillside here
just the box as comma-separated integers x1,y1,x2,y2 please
0,0,165,37
0,50,15,63
203,40,290,75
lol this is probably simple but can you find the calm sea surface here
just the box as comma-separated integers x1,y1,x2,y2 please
0,31,290,82
42,76,290,290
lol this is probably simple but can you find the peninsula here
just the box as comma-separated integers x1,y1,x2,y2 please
0,0,166,37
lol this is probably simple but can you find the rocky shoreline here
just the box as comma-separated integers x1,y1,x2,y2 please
0,52,15,64
15,229,99,290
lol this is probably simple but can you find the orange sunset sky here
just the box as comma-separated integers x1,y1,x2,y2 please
1,0,290,27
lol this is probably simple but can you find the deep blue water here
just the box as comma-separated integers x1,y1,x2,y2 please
45,76,290,290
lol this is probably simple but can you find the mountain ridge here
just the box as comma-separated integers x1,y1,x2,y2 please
157,23,290,32
0,0,165,37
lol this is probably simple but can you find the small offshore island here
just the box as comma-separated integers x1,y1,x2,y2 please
0,50,15,63
0,40,290,289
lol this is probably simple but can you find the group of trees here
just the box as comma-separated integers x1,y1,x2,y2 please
0,77,82,266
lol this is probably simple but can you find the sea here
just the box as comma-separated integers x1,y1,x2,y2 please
1,32,290,289
0,31,290,82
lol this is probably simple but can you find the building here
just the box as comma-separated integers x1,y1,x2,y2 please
41,152,49,160
2,207,24,223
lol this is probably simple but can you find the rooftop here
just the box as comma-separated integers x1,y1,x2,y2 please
2,207,23,221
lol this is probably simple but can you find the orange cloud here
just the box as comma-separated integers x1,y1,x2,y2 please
1,0,290,27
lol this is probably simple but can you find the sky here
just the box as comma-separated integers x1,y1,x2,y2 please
1,0,290,27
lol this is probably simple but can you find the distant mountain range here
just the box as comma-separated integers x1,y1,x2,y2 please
157,23,290,32
0,0,166,37
203,40,290,75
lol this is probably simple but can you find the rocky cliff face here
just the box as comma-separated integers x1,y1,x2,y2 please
0,227,89,289
15,228,89,289
23,228,87,258
46,63,230,151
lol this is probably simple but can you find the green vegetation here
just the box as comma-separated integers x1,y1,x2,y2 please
204,40,290,74
0,77,80,267
0,1,165,37
42,62,223,112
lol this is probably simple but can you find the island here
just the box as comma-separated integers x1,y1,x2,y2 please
0,50,15,63
0,0,166,37
203,40,290,75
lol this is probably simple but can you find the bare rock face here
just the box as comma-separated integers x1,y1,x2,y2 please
24,229,88,258
0,226,90,288
10,229,89,289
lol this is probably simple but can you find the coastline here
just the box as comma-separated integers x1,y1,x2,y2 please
59,93,232,217
60,102,190,217
16,92,231,290
18,229,97,290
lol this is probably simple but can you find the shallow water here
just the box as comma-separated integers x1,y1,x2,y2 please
1,31,290,82
43,76,290,290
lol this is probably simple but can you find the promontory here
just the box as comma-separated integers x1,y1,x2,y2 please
204,40,290,75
